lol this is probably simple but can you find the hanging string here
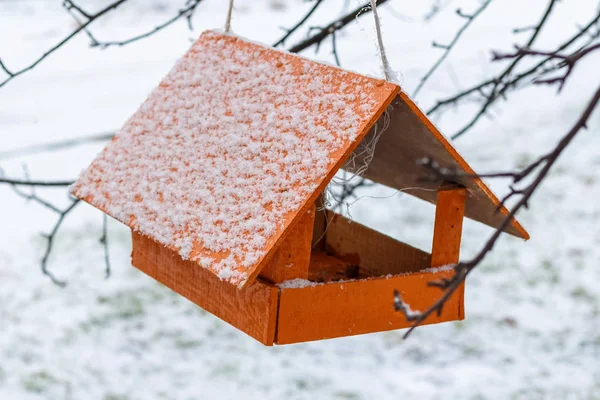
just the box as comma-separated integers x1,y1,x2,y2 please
314,182,439,247
326,1,398,210
224,0,234,33
326,1,403,212
342,108,391,178
369,0,396,81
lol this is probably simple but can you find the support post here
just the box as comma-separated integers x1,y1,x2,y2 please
259,203,316,283
431,182,467,267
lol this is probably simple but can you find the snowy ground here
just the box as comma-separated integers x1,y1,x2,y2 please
1,0,599,399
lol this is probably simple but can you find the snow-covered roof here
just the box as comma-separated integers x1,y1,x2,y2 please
72,30,527,288
71,31,398,287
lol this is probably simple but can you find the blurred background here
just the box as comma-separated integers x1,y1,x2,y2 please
0,0,599,399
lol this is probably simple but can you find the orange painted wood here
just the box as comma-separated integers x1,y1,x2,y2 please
431,182,467,267
259,204,315,283
324,211,431,276
73,31,399,290
131,232,279,345
276,269,463,344
308,251,358,283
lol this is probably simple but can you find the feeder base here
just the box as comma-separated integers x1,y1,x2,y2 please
131,214,464,345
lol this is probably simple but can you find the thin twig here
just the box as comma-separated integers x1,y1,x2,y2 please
0,0,129,88
436,3,600,139
492,43,600,91
63,0,92,19
0,166,63,212
0,132,114,161
288,0,390,53
398,84,600,337
423,0,455,21
0,178,74,187
10,185,63,214
331,30,341,66
100,214,111,279
425,1,561,114
417,155,548,185
413,0,492,97
88,0,204,48
40,199,81,287
273,0,325,47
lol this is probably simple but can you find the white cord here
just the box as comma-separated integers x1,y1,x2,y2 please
369,0,396,81
224,0,234,33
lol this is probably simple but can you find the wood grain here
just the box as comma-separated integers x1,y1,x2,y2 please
431,183,466,267
259,204,315,283
324,211,431,276
307,251,357,283
131,232,279,345
276,268,463,344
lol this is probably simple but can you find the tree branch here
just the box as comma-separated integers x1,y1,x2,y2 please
0,132,114,161
443,8,599,139
398,83,600,337
40,199,81,287
0,0,129,89
273,0,325,48
288,0,390,53
87,0,204,48
100,214,111,279
413,0,493,97
492,43,600,91
0,178,75,187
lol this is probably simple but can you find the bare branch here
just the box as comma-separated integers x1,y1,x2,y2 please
88,0,204,48
413,0,493,97
512,25,537,34
273,0,325,48
393,290,422,321
331,30,341,67
0,178,74,187
399,83,600,337
288,0,391,54
417,154,548,184
100,214,111,279
0,167,106,285
448,27,599,138
428,3,600,139
492,43,600,91
0,165,63,213
0,132,114,161
0,0,129,89
62,0,92,19
423,0,455,22
10,184,63,214
41,199,81,287
329,171,376,212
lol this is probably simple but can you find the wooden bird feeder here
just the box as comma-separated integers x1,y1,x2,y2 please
72,31,528,345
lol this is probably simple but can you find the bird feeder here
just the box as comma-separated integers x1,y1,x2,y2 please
72,31,528,345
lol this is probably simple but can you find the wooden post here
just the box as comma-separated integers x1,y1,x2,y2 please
259,203,316,283
431,182,467,267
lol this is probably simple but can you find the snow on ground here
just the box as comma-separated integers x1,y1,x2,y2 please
1,0,599,399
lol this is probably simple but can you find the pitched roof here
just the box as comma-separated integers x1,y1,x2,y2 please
353,93,529,239
71,31,398,287
72,30,527,288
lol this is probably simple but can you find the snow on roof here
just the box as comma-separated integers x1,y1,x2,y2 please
71,30,398,287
